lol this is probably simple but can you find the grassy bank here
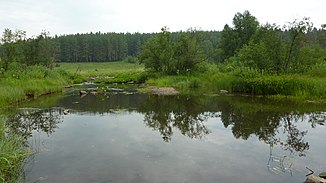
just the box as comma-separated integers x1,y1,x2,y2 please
0,116,30,183
0,63,71,182
57,62,145,83
145,63,326,101
0,64,71,108
57,62,326,101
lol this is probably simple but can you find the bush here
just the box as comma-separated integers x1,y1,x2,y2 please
307,61,326,77
123,56,138,64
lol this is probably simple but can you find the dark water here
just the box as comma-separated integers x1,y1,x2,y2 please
5,90,326,183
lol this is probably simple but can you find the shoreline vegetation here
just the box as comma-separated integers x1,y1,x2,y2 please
0,65,70,182
0,10,325,182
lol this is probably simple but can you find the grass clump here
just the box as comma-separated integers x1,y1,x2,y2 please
0,63,70,108
0,116,30,183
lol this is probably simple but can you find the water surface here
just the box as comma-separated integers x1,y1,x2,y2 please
6,91,326,183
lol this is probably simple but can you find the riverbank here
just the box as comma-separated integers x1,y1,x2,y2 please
0,65,71,108
0,64,71,182
58,62,326,101
0,116,31,183
144,63,326,102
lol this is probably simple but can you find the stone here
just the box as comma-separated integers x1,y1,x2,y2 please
151,87,179,95
90,91,98,95
320,172,326,179
63,109,69,115
219,90,228,94
304,175,326,183
79,90,88,95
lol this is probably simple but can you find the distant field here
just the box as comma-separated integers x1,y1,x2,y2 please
57,62,144,77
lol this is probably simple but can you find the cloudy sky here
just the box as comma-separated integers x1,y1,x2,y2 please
0,0,325,37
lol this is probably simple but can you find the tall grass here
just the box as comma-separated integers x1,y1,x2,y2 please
0,116,30,183
0,64,71,182
0,64,70,108
145,63,326,100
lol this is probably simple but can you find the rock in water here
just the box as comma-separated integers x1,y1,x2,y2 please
320,172,326,179
219,90,228,94
79,90,87,95
304,175,326,183
63,109,69,115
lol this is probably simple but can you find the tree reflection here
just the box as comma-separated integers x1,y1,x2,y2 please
308,112,326,127
139,95,214,142
138,94,315,157
7,92,324,158
6,108,63,142
219,98,310,157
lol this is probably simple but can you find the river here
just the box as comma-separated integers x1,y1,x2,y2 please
5,87,326,183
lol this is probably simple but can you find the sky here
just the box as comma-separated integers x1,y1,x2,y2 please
0,0,325,37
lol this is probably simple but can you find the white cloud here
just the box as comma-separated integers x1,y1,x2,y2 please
0,0,325,37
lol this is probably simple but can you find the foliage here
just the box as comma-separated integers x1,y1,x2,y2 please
138,27,205,75
283,17,314,71
138,27,175,74
227,17,325,74
0,29,55,70
0,29,26,71
0,116,30,183
229,24,285,73
0,63,70,107
173,29,205,74
218,10,259,61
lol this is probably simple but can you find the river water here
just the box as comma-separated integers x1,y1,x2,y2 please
5,88,326,183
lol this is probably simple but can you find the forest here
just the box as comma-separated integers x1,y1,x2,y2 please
0,28,221,67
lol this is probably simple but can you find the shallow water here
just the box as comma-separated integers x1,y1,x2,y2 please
6,91,326,183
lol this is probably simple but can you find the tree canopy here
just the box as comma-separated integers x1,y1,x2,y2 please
138,27,205,75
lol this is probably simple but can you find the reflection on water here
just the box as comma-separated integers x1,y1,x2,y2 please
6,92,326,183
139,95,215,142
6,108,63,141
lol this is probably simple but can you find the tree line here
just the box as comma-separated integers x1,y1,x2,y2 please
139,11,326,75
0,10,325,74
0,29,221,70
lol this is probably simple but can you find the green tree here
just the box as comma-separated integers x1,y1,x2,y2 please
24,30,54,67
283,17,313,71
138,27,205,75
233,10,259,47
234,24,284,73
218,24,239,62
138,27,174,74
218,10,259,62
0,29,26,70
173,29,204,74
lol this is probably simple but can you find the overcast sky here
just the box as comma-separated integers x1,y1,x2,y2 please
0,0,325,37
